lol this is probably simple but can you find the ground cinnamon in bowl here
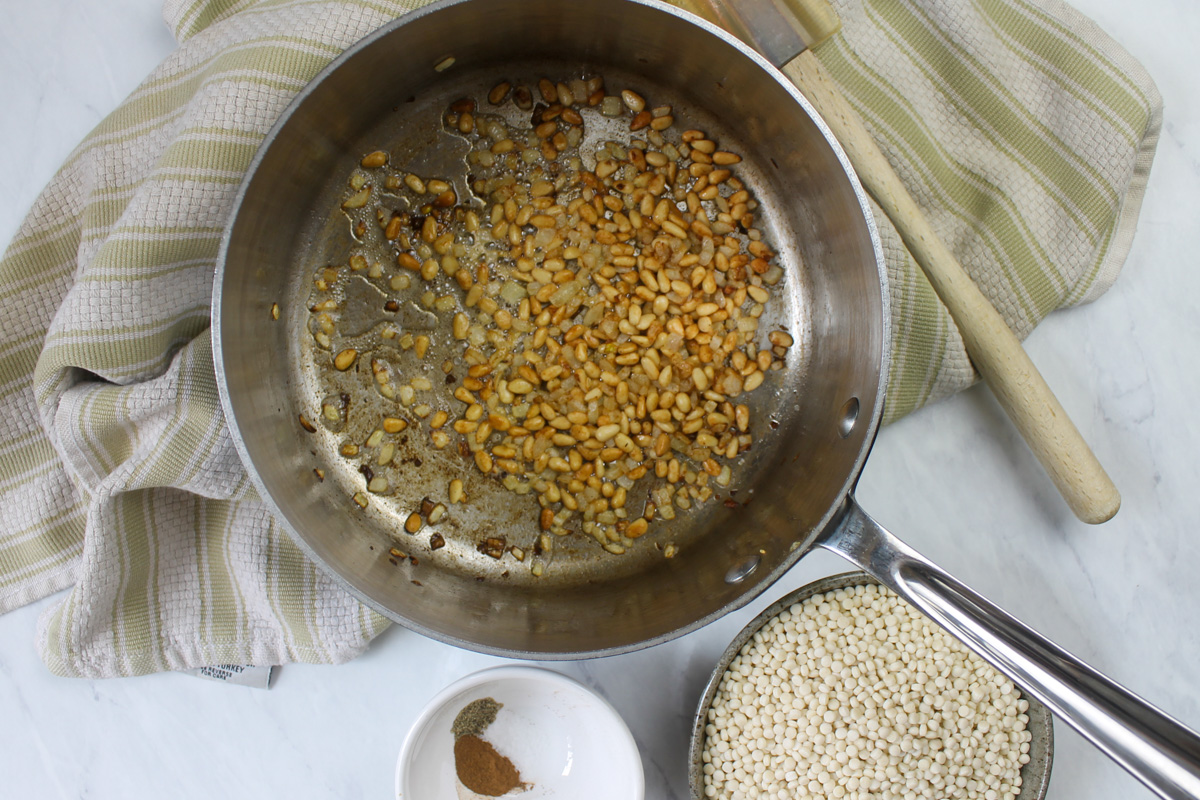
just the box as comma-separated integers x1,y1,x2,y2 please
454,734,525,796
451,697,528,796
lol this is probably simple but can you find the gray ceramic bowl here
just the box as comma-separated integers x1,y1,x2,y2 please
689,571,1054,799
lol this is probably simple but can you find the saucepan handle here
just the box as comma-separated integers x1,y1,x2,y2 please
818,498,1200,800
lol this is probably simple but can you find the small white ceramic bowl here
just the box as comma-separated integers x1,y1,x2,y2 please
395,665,644,800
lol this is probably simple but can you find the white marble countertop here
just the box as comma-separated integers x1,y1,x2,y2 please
1,1,1197,798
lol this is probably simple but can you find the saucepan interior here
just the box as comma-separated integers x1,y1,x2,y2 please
213,0,887,657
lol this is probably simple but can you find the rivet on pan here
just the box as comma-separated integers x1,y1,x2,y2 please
724,554,760,584
433,55,456,72
838,397,860,438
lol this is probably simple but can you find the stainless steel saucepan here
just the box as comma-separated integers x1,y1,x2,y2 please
212,0,1200,796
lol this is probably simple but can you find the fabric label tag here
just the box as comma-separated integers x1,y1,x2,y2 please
185,664,274,689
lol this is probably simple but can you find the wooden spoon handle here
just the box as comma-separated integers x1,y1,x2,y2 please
782,50,1120,524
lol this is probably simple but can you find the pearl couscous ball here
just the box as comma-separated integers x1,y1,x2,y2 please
701,583,1032,800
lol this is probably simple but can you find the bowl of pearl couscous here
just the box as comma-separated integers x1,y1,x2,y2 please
690,572,1054,800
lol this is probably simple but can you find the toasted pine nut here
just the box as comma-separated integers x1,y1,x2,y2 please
360,150,388,168
342,187,371,209
768,330,794,348
452,312,470,340
404,174,426,193
488,81,511,105
621,89,645,112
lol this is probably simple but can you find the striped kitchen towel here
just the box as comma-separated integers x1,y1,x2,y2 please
0,0,1160,677
804,0,1162,420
